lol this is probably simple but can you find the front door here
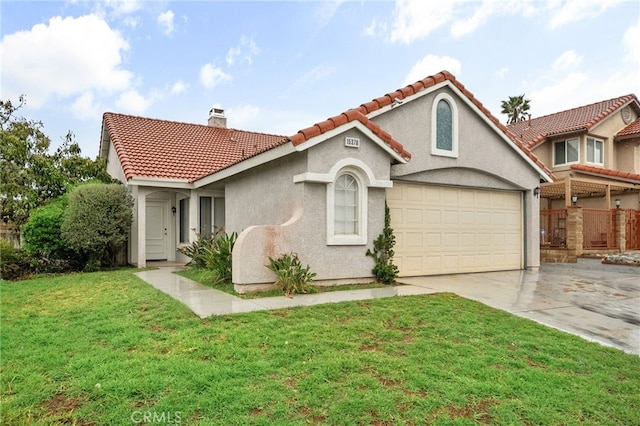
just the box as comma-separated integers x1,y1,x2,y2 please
146,200,169,260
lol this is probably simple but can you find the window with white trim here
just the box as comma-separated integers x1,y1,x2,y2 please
586,137,604,165
327,169,367,245
553,138,579,166
431,93,459,157
334,174,358,235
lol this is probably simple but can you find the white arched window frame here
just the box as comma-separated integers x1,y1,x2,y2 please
431,93,459,158
293,158,392,246
328,171,365,245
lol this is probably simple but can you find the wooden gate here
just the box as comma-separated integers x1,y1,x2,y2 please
626,209,640,250
583,209,616,249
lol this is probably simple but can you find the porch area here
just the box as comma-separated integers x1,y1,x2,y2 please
540,207,639,263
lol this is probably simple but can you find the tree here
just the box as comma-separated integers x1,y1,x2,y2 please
61,183,133,269
500,94,531,124
0,96,111,226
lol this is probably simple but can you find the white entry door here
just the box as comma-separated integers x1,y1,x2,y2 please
146,200,169,260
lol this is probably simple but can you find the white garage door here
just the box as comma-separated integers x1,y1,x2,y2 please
387,183,523,276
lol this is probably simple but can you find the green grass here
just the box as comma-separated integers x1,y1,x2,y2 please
1,270,639,425
177,267,389,299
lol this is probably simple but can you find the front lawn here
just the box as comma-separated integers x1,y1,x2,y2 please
1,270,639,425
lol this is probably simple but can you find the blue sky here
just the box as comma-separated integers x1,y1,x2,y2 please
1,0,639,159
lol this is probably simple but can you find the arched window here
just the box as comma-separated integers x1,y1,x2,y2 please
431,93,459,157
334,173,358,235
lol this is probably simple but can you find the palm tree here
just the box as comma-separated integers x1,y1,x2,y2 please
501,94,531,124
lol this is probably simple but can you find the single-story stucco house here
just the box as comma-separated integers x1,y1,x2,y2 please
99,71,554,292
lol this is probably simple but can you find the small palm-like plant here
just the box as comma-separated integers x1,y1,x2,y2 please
500,94,531,124
267,253,317,297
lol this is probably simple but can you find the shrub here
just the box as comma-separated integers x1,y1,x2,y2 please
267,253,317,297
61,183,133,270
178,230,237,285
203,231,237,285
0,239,30,280
21,196,79,273
366,202,399,284
178,232,218,268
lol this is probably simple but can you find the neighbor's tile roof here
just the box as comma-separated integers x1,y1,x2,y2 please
571,164,640,184
508,94,639,149
103,113,287,182
616,118,640,139
290,70,552,180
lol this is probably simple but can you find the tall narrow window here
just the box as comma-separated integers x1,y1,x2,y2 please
213,197,225,232
431,93,459,157
199,196,212,236
334,174,358,235
436,100,453,151
179,198,189,243
586,137,604,165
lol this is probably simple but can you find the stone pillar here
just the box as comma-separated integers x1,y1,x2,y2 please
566,206,583,262
616,209,626,252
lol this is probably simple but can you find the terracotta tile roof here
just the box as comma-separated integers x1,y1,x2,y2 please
103,113,287,182
507,94,639,149
289,109,412,161
616,118,640,139
571,164,640,184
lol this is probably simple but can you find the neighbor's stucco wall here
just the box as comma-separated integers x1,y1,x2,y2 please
616,138,640,174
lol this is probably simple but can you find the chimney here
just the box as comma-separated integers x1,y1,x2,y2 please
208,107,227,128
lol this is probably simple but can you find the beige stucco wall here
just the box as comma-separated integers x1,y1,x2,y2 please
616,138,640,174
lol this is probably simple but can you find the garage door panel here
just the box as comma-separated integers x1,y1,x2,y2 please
388,183,522,276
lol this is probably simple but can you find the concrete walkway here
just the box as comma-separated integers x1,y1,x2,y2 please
136,259,639,355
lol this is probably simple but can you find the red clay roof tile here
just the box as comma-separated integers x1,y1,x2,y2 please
571,164,640,183
103,112,287,182
508,94,639,149
617,118,640,139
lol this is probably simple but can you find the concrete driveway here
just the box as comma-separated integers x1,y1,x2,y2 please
397,259,639,356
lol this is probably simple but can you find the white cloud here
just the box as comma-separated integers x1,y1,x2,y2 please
622,19,640,65
0,14,132,108
403,55,462,85
104,0,142,15
495,67,509,79
363,18,382,37
450,1,498,38
391,0,454,44
199,64,231,89
122,16,140,28
529,72,590,116
226,36,260,66
158,10,175,36
548,0,625,29
553,50,583,71
70,92,100,120
227,104,262,128
315,0,344,27
116,89,152,114
171,80,189,95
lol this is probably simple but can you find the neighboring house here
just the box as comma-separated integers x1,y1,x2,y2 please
99,71,553,291
508,95,640,209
